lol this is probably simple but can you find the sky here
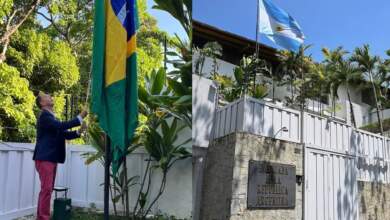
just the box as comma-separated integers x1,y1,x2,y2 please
146,0,186,40
193,0,390,61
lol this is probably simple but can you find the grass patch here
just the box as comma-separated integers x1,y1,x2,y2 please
71,207,184,220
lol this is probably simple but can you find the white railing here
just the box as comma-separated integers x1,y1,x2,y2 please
0,143,192,220
214,96,301,143
213,97,390,183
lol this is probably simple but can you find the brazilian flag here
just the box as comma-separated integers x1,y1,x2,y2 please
91,0,138,174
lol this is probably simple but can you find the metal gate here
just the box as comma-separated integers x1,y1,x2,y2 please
305,145,359,220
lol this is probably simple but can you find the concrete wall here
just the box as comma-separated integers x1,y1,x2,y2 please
358,181,390,220
200,133,303,220
192,146,208,220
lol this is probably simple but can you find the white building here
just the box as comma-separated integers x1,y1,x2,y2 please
192,21,390,220
193,20,390,130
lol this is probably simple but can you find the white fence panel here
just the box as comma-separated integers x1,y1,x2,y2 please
0,143,192,220
0,144,39,220
304,113,353,153
213,97,300,143
305,148,359,220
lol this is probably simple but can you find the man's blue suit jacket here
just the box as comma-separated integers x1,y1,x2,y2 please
33,110,81,163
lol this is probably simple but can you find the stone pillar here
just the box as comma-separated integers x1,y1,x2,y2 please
200,132,303,220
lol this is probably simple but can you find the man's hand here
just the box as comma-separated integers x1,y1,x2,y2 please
78,122,87,136
79,109,88,119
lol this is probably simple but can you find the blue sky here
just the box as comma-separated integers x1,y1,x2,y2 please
146,0,186,40
193,0,390,61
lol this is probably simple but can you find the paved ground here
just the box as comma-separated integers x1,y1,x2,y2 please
14,215,35,220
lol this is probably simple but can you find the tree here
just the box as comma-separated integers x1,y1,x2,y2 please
336,60,363,128
322,47,349,117
38,0,166,103
277,45,313,107
351,44,383,134
0,0,42,63
211,55,271,104
0,63,35,141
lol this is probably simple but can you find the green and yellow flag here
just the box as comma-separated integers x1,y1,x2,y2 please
91,0,138,174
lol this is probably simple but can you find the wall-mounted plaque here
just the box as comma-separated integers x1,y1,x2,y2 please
247,160,296,209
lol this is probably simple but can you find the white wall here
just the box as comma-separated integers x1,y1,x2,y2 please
0,143,192,220
193,52,236,78
192,75,218,148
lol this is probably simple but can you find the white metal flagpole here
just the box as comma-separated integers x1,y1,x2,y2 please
255,0,260,58
252,0,260,93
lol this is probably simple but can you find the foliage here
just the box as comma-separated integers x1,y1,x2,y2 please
0,63,35,141
360,117,390,134
0,0,42,62
351,44,385,132
7,28,79,92
136,0,166,85
71,207,187,220
212,54,271,104
83,120,141,216
131,0,192,218
83,0,192,218
0,0,168,141
252,84,269,99
277,45,315,107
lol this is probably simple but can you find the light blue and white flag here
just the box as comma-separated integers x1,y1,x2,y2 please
259,0,305,51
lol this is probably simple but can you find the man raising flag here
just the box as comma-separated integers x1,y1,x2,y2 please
91,0,138,218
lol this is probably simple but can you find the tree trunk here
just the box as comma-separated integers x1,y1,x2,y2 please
346,85,357,128
124,157,129,217
110,181,118,216
133,157,151,218
368,71,384,134
272,77,275,102
333,96,336,118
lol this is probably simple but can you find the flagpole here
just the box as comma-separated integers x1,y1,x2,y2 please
255,0,260,58
104,134,111,220
254,0,260,93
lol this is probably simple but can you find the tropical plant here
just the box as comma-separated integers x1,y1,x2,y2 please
322,47,349,117
135,66,191,218
131,0,192,218
135,117,191,218
252,84,269,99
336,60,363,127
83,121,141,216
277,45,313,107
321,47,365,127
211,54,271,104
351,44,383,133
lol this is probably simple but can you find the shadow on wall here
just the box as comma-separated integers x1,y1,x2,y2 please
192,75,218,148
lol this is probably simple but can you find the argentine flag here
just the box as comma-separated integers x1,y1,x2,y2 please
259,0,305,51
